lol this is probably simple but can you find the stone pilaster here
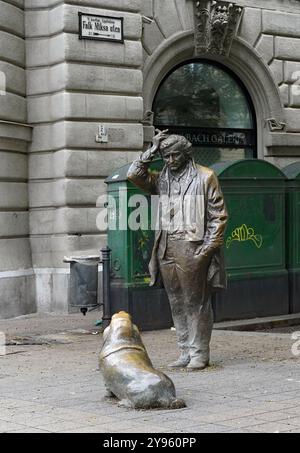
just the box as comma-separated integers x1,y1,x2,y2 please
25,0,143,312
0,0,36,319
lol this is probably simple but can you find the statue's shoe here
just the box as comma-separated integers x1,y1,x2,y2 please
167,355,190,369
186,357,209,371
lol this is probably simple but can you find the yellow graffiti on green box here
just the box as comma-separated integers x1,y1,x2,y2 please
226,224,263,249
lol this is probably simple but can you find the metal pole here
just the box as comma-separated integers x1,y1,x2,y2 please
101,246,112,328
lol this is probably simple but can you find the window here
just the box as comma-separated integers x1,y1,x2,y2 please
153,60,256,167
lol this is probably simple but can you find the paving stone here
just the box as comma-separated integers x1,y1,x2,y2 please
0,413,56,425
227,428,261,433
279,416,300,427
220,417,272,429
111,424,170,434
2,316,300,433
286,407,300,416
7,428,52,433
253,411,297,423
36,420,94,433
61,426,116,433
0,420,28,432
253,421,299,433
184,424,233,433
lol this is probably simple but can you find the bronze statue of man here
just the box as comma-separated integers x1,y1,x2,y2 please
127,130,228,370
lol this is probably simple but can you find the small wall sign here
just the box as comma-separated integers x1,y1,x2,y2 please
78,12,124,43
96,125,108,143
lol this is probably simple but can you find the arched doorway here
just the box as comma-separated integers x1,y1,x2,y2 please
153,60,257,167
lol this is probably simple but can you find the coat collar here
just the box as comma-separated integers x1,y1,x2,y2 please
180,159,198,197
160,159,198,196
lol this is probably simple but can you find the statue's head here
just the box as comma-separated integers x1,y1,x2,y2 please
160,134,192,173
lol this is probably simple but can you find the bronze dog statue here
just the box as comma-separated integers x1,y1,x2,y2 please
99,311,186,410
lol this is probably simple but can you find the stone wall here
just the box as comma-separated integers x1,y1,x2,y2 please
0,0,35,318
238,2,300,164
142,0,300,167
25,0,143,313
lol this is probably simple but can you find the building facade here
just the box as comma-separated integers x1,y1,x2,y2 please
1,0,300,318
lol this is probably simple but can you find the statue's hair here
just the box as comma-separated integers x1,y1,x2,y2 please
160,134,192,155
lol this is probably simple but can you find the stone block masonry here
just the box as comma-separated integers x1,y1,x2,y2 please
25,0,143,313
0,0,36,319
237,4,300,134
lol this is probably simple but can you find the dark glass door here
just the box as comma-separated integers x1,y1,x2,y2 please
153,60,257,167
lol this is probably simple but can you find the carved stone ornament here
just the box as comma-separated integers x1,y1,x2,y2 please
142,110,154,126
194,0,243,56
266,118,286,132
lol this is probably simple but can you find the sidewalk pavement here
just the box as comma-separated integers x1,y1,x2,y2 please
0,312,300,433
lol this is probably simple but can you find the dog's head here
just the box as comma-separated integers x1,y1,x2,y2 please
102,311,142,351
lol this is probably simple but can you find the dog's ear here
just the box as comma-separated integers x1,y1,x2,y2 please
103,325,110,341
133,324,140,335
132,324,143,342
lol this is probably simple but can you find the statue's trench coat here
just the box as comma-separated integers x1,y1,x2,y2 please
127,159,228,292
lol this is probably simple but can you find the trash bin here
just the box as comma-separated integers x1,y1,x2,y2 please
105,162,173,331
211,159,289,321
283,162,300,314
64,255,100,315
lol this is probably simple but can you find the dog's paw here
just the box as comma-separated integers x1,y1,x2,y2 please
118,399,134,409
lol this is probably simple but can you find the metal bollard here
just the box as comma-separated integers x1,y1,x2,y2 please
101,246,112,328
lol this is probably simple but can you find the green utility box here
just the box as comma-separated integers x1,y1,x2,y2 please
105,158,289,328
283,162,300,314
105,161,173,331
212,159,289,321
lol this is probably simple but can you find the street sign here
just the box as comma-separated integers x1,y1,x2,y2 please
78,13,124,43
158,126,255,148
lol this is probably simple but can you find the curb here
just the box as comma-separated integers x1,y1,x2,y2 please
214,313,300,331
